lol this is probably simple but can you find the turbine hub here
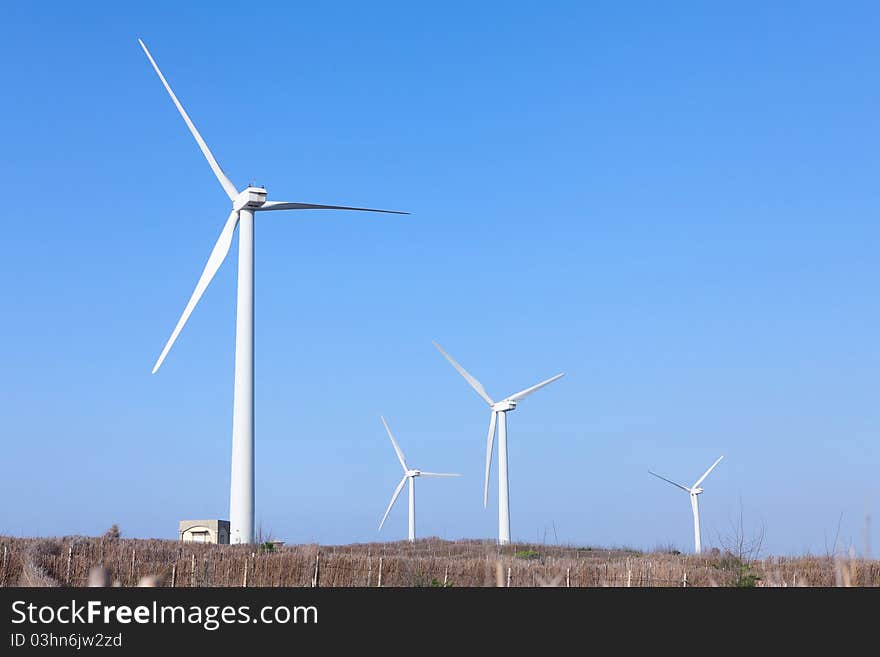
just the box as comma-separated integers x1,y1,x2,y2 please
492,400,516,412
691,487,703,495
406,469,420,478
232,186,267,211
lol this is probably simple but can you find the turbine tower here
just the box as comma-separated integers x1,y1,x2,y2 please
378,417,460,542
649,455,724,554
139,39,407,544
433,341,564,545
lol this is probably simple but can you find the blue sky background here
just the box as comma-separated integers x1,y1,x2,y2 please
0,1,878,555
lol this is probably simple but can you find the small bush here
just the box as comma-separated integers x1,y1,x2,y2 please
32,539,61,559
514,549,541,560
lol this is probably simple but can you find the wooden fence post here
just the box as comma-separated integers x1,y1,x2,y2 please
1,545,8,587
66,546,73,585
682,571,688,587
377,557,383,587
506,567,512,588
190,554,196,587
312,552,320,588
566,567,571,588
367,553,372,587
170,563,177,588
129,550,136,583
443,565,449,586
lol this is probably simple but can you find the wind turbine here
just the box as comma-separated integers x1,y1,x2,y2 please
378,417,460,542
432,341,564,545
649,455,724,554
139,39,407,545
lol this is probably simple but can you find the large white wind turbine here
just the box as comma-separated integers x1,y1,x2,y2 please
139,39,407,544
378,417,460,542
432,341,564,545
649,455,724,554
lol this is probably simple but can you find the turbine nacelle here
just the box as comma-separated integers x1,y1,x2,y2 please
406,469,421,478
232,186,268,211
690,487,703,496
492,400,517,413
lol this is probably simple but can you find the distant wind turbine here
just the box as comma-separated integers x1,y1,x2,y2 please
139,38,407,544
432,341,564,545
378,417,460,542
649,455,724,554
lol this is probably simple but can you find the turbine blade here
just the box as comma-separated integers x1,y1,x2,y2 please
507,373,565,402
257,201,408,214
648,470,691,493
380,416,408,471
138,38,238,201
692,455,724,489
432,341,494,405
419,472,462,477
152,210,239,373
484,411,497,508
378,475,408,531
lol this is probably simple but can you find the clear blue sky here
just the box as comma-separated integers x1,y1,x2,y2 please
1,1,878,556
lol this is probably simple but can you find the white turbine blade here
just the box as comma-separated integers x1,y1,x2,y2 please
152,210,239,373
483,411,497,508
419,472,462,477
692,455,724,489
257,201,408,214
507,373,565,402
648,470,691,493
432,341,494,405
380,416,408,471
138,38,238,201
378,475,408,531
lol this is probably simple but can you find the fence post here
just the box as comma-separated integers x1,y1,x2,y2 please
1,544,8,587
242,557,248,587
65,546,73,585
129,550,136,583
190,554,196,587
682,571,688,587
312,552,320,588
170,563,177,588
566,567,571,588
367,553,372,587
377,557,383,587
506,567,512,588
443,565,449,586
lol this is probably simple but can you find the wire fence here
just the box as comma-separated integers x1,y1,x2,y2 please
2,536,878,587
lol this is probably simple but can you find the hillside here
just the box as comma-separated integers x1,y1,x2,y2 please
2,535,877,587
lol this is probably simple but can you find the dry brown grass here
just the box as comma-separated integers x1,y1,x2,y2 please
0,536,877,587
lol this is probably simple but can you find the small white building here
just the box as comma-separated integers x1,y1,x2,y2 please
178,519,230,544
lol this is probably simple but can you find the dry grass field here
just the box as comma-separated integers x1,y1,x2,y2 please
2,535,878,587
